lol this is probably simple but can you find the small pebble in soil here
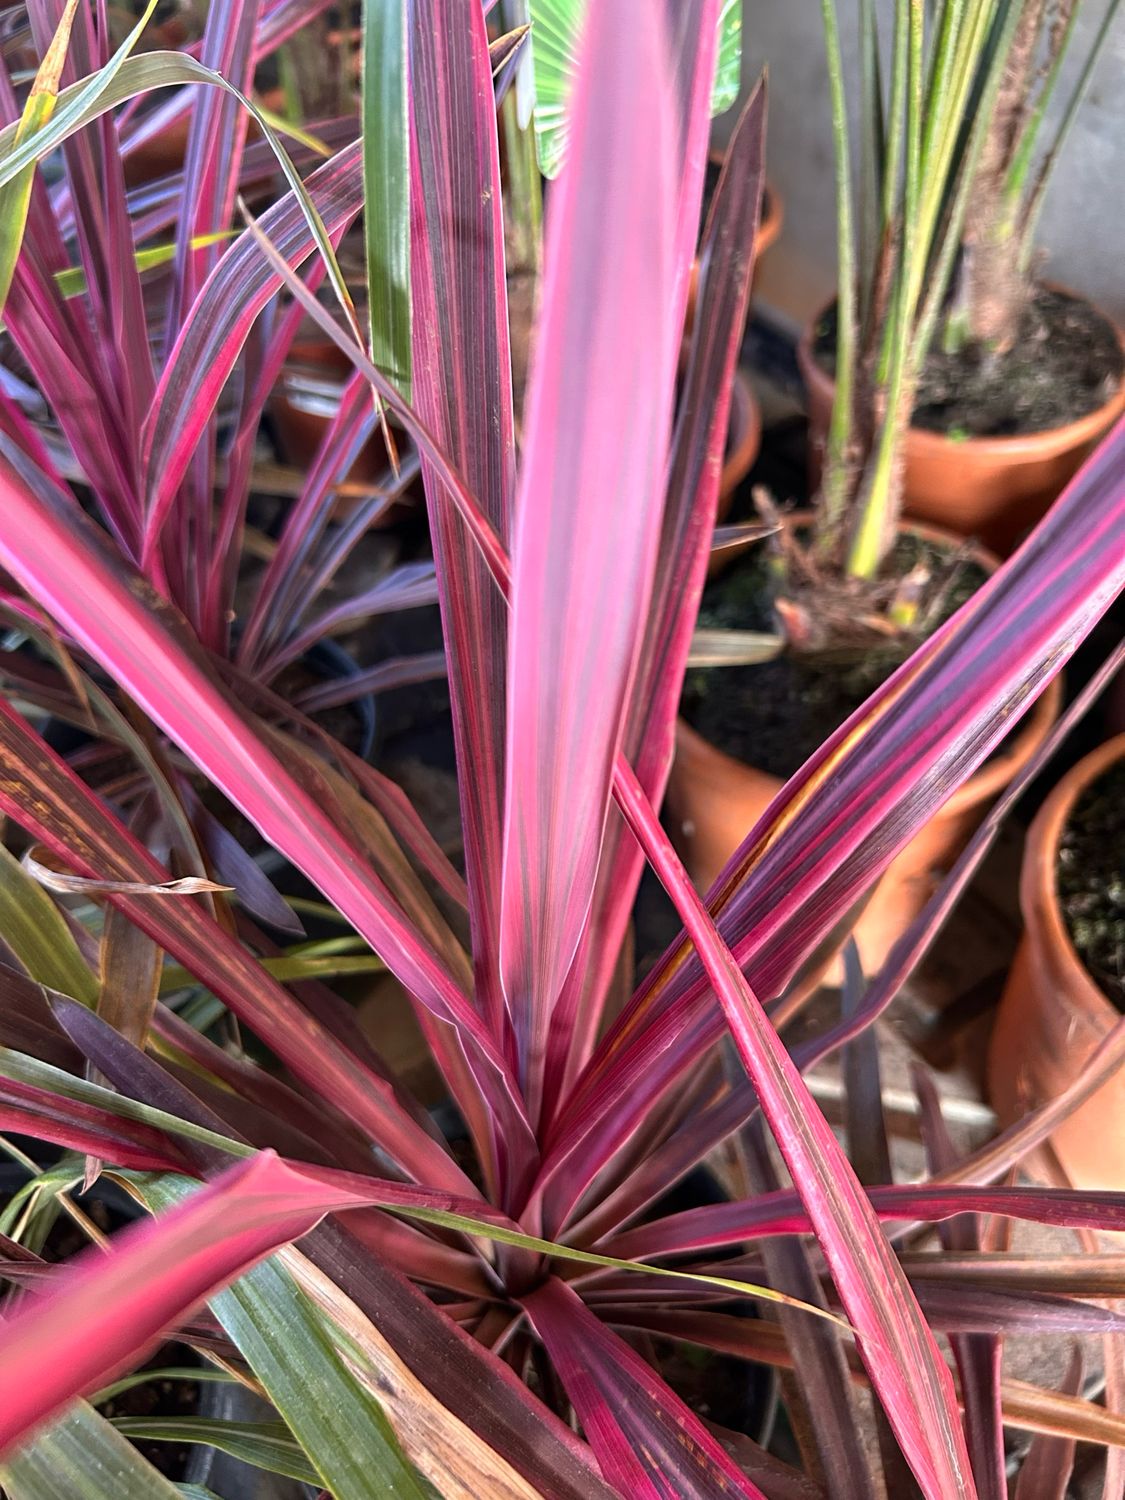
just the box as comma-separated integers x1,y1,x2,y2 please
1058,760,1125,1011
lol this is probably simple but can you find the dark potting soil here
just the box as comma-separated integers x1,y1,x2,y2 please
681,535,987,781
1058,759,1125,1011
271,658,368,757
98,1354,203,1479
812,286,1123,438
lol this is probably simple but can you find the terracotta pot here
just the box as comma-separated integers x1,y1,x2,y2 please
797,293,1125,557
716,369,761,524
665,516,1063,985
987,735,1125,1192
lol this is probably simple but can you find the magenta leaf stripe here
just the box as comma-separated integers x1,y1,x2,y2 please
499,0,679,1125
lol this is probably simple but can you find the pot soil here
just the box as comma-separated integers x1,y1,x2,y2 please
799,286,1125,556
667,515,1062,987
988,734,1125,1193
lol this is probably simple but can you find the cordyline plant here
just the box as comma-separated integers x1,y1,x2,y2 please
0,0,433,709
0,1,1121,1497
807,0,1120,602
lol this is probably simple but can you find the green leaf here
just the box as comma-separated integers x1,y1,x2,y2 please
158,952,386,994
93,1368,239,1406
53,233,236,298
527,0,579,178
0,1049,249,1160
0,1401,182,1500
361,0,411,396
109,1418,319,1485
0,0,84,317
0,1163,81,1240
711,0,742,114
527,0,742,175
0,0,158,190
0,845,97,1003
139,1176,430,1500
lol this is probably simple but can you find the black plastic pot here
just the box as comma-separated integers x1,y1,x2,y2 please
184,1381,317,1500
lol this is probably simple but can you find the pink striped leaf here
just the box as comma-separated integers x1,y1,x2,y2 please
157,0,264,615
499,0,679,1118
908,1284,1125,1338
407,0,517,1055
738,1112,878,1500
541,423,1125,1210
0,445,534,1164
0,674,473,1195
522,1275,766,1498
0,1064,189,1172
143,138,362,517
662,0,723,323
915,1067,1005,1500
543,77,768,1115
611,764,977,1499
610,1184,1125,1259
236,372,381,670
23,0,155,487
566,639,1125,1243
166,0,261,328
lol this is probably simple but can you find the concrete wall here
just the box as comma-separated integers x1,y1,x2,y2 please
720,1,1125,333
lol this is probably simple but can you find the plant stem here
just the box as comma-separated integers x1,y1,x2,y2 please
847,0,924,579
501,85,542,277
857,0,883,337
816,0,858,548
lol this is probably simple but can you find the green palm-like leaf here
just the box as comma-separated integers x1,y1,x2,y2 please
528,0,742,176
711,0,742,114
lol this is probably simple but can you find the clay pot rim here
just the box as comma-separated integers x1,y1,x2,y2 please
680,511,1063,818
721,369,761,499
1020,732,1125,1019
798,284,1125,458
